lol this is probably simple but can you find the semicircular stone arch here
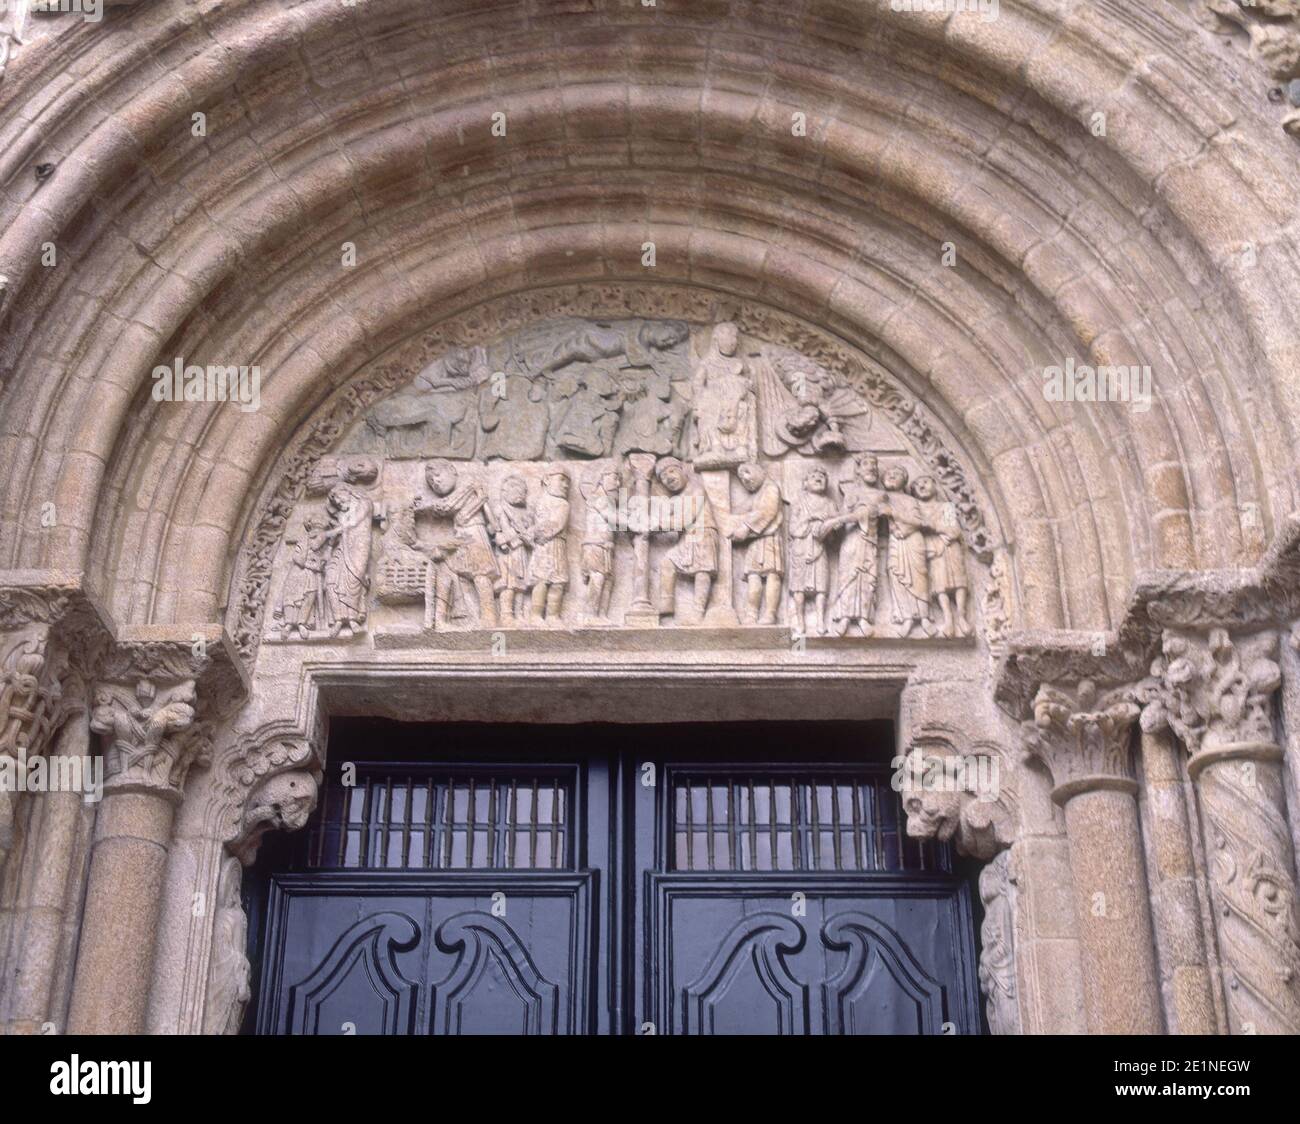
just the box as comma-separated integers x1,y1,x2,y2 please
1,0,1299,1043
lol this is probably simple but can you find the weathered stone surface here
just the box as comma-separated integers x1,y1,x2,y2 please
0,0,1294,1041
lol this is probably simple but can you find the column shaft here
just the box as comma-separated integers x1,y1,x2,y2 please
1139,727,1219,1033
66,791,176,1034
1059,784,1163,1033
1191,743,1300,1035
6,712,93,1033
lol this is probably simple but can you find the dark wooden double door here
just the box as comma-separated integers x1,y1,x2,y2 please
250,721,981,1035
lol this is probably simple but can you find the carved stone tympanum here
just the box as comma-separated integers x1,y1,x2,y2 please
258,314,988,646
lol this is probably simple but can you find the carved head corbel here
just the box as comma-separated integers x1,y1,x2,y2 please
897,731,1015,861
229,768,319,866
220,730,324,865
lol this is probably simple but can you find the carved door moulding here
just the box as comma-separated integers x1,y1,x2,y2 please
227,283,1007,668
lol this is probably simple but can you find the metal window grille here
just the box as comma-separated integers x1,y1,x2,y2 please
670,769,948,873
303,768,571,871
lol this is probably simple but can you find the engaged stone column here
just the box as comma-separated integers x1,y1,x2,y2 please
1143,626,1300,1035
1138,726,1219,1034
5,708,93,1034
1026,679,1163,1034
67,676,209,1034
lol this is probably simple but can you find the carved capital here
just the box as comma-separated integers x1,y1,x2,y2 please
0,574,113,873
90,677,209,799
87,626,246,801
1024,679,1140,802
1140,626,1281,759
899,733,1016,861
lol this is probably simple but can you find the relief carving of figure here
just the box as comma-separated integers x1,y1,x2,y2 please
274,513,332,637
204,857,251,1035
728,462,784,626
529,469,572,621
492,474,534,624
691,321,757,471
414,460,501,627
267,317,991,647
655,457,719,622
882,466,936,638
913,474,971,638
580,467,622,620
757,356,869,457
788,467,847,637
322,484,375,639
830,453,885,637
532,320,688,383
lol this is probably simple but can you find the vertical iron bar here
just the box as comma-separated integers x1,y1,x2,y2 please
727,778,739,871
872,780,884,871
443,776,454,869
382,775,393,868
768,778,777,871
401,776,412,867
791,776,803,870
423,777,434,869
831,778,842,871
336,782,349,867
809,777,821,870
706,778,715,871
685,777,694,870
359,777,373,869
529,778,539,868
852,780,865,871
507,780,517,868
747,778,757,872
467,776,476,868
552,778,560,869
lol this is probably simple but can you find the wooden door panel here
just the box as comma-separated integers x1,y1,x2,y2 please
257,872,594,1035
647,876,979,1035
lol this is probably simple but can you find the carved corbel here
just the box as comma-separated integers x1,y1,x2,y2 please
897,725,1021,1034
200,724,323,1037
215,709,326,866
226,747,321,865
898,731,1016,861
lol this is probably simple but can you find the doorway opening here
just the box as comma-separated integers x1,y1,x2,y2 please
246,718,984,1035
